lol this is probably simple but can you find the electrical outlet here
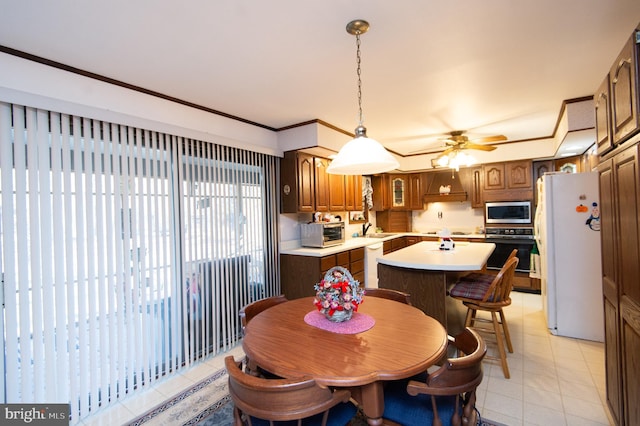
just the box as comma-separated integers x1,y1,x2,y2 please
438,211,443,219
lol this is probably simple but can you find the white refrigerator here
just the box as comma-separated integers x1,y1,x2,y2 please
534,172,604,342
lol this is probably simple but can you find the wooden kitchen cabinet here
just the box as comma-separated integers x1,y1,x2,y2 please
595,74,613,155
329,173,362,212
597,141,640,426
281,247,366,299
595,29,640,426
457,166,483,208
345,174,363,211
376,210,412,233
610,32,640,146
281,151,325,213
328,172,346,211
483,162,505,191
371,174,391,211
390,174,408,209
597,156,622,425
281,150,362,213
596,30,640,157
372,173,424,211
313,157,330,211
408,173,425,210
533,160,554,206
482,160,533,202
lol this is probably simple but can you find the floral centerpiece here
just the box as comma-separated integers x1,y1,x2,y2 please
313,266,365,322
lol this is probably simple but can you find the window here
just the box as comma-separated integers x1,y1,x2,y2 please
0,102,279,420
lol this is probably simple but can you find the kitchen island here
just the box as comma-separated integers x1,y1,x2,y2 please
377,241,495,332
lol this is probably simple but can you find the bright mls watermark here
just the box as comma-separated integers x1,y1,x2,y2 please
1,404,69,425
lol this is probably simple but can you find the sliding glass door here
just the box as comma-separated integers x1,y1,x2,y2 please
0,101,279,422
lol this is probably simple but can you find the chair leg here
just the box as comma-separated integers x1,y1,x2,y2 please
244,356,261,377
464,307,475,328
462,390,477,426
491,311,510,379
430,395,443,426
499,309,513,353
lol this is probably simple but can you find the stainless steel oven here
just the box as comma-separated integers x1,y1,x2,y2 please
485,227,534,273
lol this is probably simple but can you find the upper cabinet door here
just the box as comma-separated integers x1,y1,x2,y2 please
328,173,346,211
595,74,613,155
313,157,330,212
408,174,424,210
483,163,506,191
345,175,363,211
610,32,640,145
390,175,407,209
296,153,315,212
506,160,532,189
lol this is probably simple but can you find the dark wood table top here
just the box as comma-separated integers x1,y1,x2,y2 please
242,296,448,387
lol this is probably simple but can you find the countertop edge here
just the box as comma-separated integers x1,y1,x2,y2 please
280,233,487,257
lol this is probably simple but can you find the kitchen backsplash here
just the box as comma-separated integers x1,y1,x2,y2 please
412,201,484,232
280,200,485,247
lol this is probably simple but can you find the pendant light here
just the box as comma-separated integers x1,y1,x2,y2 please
326,20,399,175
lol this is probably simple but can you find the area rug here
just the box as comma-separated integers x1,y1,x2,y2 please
126,366,506,426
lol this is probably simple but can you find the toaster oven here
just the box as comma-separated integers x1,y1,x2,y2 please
300,222,345,248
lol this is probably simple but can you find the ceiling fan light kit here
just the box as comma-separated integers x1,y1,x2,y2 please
326,19,399,175
434,150,476,171
430,130,505,171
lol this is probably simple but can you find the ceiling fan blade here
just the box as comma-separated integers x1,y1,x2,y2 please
470,135,507,143
465,142,497,151
407,146,448,155
441,147,455,155
384,132,447,143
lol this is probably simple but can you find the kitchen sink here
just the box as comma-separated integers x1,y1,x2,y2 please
365,233,395,238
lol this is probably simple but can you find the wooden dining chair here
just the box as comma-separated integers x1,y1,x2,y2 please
382,328,487,426
363,287,412,305
448,256,519,379
225,356,358,426
239,295,288,377
239,294,288,334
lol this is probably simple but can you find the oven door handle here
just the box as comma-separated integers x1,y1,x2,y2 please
486,238,534,244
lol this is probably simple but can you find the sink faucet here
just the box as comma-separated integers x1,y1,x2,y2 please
362,222,372,236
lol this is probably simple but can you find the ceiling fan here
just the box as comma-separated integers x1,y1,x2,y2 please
428,130,507,170
412,130,507,155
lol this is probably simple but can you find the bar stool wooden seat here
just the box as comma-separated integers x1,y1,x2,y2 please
448,256,519,379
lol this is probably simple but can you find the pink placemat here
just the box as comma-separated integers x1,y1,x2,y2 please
303,310,375,334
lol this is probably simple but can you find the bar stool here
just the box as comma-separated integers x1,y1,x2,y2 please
448,256,518,378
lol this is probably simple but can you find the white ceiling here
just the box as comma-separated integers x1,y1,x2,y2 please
1,1,640,161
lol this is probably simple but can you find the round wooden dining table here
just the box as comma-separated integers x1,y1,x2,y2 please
242,296,448,426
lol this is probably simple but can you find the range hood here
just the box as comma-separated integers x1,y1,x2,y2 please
423,171,467,203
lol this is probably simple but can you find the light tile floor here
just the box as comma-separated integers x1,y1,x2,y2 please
474,291,613,426
80,292,613,426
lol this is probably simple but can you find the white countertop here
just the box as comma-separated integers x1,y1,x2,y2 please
378,241,495,271
280,232,486,257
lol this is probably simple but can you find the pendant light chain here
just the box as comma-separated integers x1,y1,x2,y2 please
355,32,364,127
326,19,399,175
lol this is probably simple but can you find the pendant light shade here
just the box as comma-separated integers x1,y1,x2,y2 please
327,126,399,175
326,20,399,175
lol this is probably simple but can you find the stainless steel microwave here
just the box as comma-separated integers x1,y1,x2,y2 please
485,201,532,224
300,221,345,248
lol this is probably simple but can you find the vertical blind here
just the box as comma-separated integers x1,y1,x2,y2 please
0,101,280,422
